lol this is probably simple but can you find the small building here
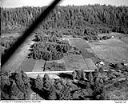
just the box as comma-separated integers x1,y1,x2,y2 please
95,61,105,67
111,36,114,38
124,63,128,66
122,60,128,66
99,61,105,65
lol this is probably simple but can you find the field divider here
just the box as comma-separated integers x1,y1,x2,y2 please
25,70,95,75
25,69,109,79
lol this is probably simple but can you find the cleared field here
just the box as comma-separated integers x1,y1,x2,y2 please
19,58,36,72
63,54,96,71
89,38,128,63
3,36,97,72
69,38,96,58
64,54,87,70
32,60,45,72
84,58,97,70
69,38,100,64
120,36,128,44
4,33,127,73
69,38,90,48
30,53,97,72
99,38,128,48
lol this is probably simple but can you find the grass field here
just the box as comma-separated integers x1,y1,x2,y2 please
69,38,91,48
84,58,97,70
19,59,45,72
68,35,128,66
19,58,36,72
99,38,128,48
120,36,128,44
32,60,45,72
69,37,100,65
22,53,97,72
89,38,128,63
64,54,88,71
69,38,97,59
63,53,96,71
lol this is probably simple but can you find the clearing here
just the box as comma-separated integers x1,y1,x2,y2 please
89,38,128,63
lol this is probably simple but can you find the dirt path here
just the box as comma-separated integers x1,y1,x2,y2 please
2,38,35,72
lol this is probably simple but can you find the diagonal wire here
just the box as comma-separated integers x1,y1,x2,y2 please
1,0,62,67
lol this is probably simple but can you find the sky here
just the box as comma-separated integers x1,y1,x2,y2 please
1,0,128,8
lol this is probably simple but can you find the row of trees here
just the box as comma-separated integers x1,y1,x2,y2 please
1,71,31,100
1,62,128,100
0,36,17,55
28,40,71,61
34,34,58,42
0,70,104,100
1,5,128,35
0,36,16,49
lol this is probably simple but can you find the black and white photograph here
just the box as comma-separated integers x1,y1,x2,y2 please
0,0,128,101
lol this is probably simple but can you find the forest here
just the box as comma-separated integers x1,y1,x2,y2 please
1,5,128,36
0,36,17,55
1,62,128,100
28,34,71,60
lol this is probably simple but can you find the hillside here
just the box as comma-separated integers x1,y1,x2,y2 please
1,5,128,36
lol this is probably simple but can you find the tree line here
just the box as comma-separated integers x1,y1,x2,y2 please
28,34,71,61
1,5,128,35
0,70,104,100
1,63,128,100
0,36,17,55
